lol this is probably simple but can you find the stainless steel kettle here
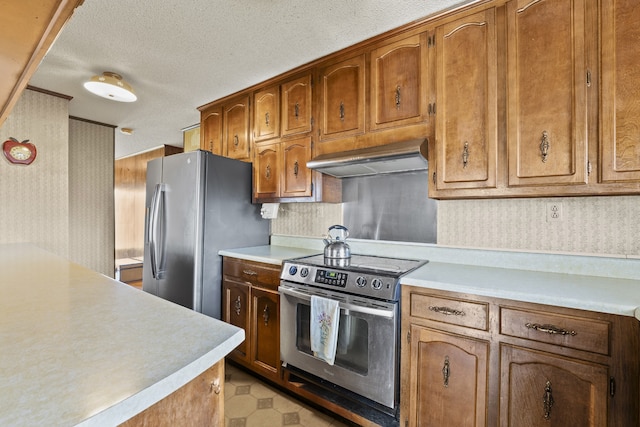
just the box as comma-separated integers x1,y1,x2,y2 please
323,225,351,259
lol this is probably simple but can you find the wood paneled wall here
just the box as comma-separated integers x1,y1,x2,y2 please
114,145,182,259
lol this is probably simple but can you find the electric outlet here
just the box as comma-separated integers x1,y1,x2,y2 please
546,203,563,222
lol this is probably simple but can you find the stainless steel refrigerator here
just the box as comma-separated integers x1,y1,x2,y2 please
143,150,269,319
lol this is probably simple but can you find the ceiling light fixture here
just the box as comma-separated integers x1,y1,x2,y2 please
120,128,134,135
84,72,137,102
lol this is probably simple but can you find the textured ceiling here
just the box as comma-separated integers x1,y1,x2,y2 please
29,0,468,158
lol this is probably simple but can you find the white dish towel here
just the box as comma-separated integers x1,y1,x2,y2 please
310,295,340,365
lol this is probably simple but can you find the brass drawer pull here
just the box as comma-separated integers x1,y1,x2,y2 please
294,102,300,119
395,85,401,109
525,322,577,336
462,141,470,168
339,101,345,121
234,296,242,316
429,306,465,316
233,134,239,147
442,356,450,387
294,161,299,177
242,269,258,276
265,112,270,127
263,305,270,325
543,380,554,420
210,380,221,395
540,130,550,163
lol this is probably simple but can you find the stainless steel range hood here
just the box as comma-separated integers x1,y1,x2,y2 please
306,138,428,178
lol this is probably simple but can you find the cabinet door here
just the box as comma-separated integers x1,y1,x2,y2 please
500,345,608,427
434,8,498,190
251,287,280,380
224,96,250,160
318,54,366,142
254,85,280,142
201,105,223,155
281,74,312,137
253,141,281,200
222,279,251,363
370,33,429,131
600,0,640,183
506,0,588,187
407,324,488,427
282,136,312,198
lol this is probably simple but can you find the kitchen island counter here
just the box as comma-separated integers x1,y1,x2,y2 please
0,243,243,426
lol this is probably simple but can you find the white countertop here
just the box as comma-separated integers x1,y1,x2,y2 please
221,236,640,320
0,243,244,427
218,245,318,265
402,261,640,319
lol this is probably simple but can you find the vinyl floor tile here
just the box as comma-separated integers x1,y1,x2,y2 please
225,361,349,427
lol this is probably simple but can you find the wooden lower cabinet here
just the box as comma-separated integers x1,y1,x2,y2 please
500,344,608,427
222,257,281,383
407,325,488,426
401,286,640,427
120,361,224,426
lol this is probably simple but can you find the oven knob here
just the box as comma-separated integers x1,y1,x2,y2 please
371,278,383,290
356,276,367,287
300,267,309,278
288,266,298,276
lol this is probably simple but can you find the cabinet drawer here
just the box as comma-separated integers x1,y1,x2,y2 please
500,307,610,355
223,258,280,291
410,293,489,331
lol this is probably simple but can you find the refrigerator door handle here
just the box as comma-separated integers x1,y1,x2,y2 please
149,183,166,279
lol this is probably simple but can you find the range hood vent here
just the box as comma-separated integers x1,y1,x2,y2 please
306,138,428,178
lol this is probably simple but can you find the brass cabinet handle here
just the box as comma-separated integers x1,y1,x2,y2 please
395,85,401,109
429,306,465,316
462,142,470,168
234,296,241,316
210,380,221,395
294,102,300,119
265,164,271,179
339,101,345,121
293,161,299,177
442,356,450,387
242,269,258,276
525,323,577,336
543,380,554,420
263,305,270,325
265,112,270,127
540,130,550,163
233,134,239,147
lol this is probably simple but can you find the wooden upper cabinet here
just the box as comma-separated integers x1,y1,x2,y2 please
318,54,366,141
254,85,280,142
370,33,429,131
600,0,640,183
282,136,312,198
200,105,223,155
253,142,281,200
434,9,498,191
281,74,313,137
224,95,251,161
506,0,588,187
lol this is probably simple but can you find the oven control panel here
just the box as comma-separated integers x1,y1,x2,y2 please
281,262,398,300
314,269,348,287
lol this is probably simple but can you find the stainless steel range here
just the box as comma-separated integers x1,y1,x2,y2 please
279,253,427,426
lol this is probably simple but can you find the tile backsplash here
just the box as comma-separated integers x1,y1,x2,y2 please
270,195,640,257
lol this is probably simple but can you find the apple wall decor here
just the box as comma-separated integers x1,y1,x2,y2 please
3,137,37,165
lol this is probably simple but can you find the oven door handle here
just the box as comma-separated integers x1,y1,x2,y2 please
278,286,395,318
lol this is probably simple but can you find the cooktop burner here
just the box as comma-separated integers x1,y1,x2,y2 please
293,253,426,276
280,253,427,301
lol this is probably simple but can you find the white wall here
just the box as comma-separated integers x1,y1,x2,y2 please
0,89,115,275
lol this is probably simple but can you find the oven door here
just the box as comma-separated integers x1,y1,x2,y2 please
279,282,399,409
